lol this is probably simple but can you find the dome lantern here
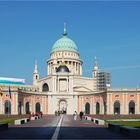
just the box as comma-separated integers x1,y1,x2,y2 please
63,22,67,36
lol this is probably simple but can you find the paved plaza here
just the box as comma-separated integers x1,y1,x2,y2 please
0,115,130,139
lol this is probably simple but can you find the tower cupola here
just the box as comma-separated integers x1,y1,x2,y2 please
33,60,39,85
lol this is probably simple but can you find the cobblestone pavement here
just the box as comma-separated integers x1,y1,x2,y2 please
0,115,131,139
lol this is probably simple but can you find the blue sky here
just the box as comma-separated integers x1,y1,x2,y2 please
0,1,140,88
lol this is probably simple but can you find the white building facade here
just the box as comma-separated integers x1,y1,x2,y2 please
33,24,97,114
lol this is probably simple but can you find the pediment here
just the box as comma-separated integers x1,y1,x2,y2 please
73,86,92,92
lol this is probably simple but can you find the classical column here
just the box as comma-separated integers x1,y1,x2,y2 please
90,96,93,114
23,99,25,114
110,94,113,114
122,94,124,114
71,77,72,92
136,94,138,114
106,94,109,114
54,77,56,92
56,77,58,92
53,76,55,92
92,96,95,114
72,62,74,74
21,104,24,114
101,96,103,114
100,96,102,114
33,95,35,113
79,63,80,75
43,96,46,113
138,93,140,114
47,64,49,75
76,62,78,74
51,76,54,92
74,62,76,74
80,64,82,75
82,97,85,112
107,93,113,114
107,94,110,114
49,63,51,75
11,94,14,114
58,78,60,92
67,78,68,92
126,94,128,114
73,62,75,75
15,93,18,114
80,96,82,112
67,78,69,92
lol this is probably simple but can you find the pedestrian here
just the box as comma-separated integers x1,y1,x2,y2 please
55,110,57,116
79,111,83,120
58,111,60,116
73,111,77,120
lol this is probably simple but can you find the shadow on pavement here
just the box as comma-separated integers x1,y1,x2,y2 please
0,127,56,139
58,127,136,139
0,126,139,139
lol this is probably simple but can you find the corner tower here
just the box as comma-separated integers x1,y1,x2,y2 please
33,60,39,86
93,56,99,78
47,23,83,75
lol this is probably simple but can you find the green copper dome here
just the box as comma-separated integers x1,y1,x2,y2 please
52,36,78,52
51,23,78,52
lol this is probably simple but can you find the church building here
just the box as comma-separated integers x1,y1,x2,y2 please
0,24,140,115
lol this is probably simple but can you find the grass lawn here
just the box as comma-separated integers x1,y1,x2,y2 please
107,120,140,128
0,118,17,123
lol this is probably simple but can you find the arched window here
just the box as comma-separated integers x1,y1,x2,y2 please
114,101,120,114
42,83,49,92
4,100,11,114
96,102,100,114
85,102,90,114
129,101,135,114
25,102,30,114
35,102,40,113
36,75,38,79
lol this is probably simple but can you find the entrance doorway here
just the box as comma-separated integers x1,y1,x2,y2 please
59,99,67,114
